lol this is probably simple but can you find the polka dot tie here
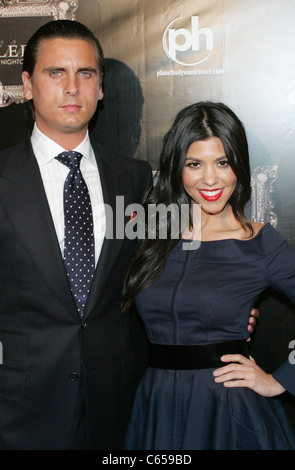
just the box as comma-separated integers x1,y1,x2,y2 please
55,151,95,317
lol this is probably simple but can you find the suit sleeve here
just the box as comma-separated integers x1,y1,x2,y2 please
136,160,153,201
264,236,295,395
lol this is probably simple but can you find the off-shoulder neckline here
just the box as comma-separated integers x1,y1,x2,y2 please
182,223,271,244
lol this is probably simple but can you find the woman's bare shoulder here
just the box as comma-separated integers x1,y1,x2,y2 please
248,221,264,238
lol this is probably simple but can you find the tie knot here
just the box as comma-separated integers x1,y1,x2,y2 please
55,151,83,170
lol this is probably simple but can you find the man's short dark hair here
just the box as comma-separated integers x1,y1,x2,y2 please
23,19,104,84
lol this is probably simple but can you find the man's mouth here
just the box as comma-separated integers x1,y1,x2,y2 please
61,104,82,113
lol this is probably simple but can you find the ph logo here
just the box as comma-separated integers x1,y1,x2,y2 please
163,16,213,66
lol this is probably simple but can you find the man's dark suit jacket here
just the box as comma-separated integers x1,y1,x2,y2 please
0,134,152,449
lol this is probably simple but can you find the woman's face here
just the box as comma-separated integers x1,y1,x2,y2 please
182,137,237,216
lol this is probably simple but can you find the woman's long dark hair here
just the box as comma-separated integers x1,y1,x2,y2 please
120,101,252,315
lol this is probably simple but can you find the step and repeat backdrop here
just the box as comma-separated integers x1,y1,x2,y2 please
1,0,295,424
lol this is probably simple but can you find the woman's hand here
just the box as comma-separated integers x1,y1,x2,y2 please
213,354,286,397
247,308,259,341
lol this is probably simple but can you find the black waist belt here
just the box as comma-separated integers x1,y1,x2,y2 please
148,340,249,370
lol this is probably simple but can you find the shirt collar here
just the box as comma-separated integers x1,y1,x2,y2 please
31,123,95,167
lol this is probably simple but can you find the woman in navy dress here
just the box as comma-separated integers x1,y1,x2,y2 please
121,102,295,450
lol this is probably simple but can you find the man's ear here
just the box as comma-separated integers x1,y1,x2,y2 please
22,71,33,100
98,84,103,101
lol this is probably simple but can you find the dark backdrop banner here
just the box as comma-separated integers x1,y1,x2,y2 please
1,0,295,428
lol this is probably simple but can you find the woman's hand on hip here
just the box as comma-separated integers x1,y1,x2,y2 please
213,354,286,397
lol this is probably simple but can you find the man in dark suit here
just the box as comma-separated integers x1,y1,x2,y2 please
0,20,152,450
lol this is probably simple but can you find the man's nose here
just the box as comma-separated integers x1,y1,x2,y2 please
64,75,79,96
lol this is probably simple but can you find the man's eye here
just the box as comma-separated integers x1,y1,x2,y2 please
50,70,62,77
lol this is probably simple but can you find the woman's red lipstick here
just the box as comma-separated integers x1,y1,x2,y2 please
198,189,224,201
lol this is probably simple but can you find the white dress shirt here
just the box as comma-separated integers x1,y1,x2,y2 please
31,123,106,266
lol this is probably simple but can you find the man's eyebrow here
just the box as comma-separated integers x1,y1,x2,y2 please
42,66,65,72
42,66,98,74
77,67,98,74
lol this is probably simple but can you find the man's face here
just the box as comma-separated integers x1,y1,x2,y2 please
22,37,103,146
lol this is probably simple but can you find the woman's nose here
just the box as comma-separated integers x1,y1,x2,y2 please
202,165,218,186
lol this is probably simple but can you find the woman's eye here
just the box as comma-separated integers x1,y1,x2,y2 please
218,160,229,167
187,162,200,168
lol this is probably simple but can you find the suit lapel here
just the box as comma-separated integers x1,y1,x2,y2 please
0,137,78,318
0,136,134,320
83,140,129,318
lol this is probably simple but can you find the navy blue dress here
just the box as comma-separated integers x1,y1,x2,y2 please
124,224,295,450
